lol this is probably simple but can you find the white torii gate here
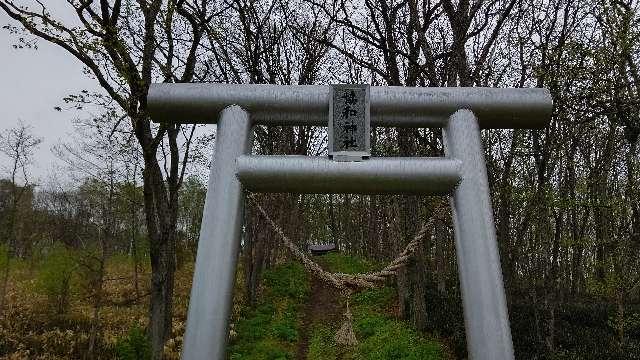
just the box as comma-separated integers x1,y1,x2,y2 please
147,84,552,360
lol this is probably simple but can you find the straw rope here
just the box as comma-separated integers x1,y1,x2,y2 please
247,194,447,292
247,194,447,346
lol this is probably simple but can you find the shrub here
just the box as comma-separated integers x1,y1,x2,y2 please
115,326,151,360
35,244,76,314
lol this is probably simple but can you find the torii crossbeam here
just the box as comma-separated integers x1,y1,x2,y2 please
147,83,552,360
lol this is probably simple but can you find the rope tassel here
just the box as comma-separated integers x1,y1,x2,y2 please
335,298,358,346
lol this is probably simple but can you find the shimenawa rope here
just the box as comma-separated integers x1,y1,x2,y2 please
247,194,446,346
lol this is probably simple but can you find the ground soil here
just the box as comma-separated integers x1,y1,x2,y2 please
295,276,342,359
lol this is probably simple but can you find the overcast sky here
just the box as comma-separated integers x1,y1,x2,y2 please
0,7,99,185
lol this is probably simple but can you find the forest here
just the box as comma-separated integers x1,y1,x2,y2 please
0,0,639,359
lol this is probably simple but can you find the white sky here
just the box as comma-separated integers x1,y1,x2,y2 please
0,6,98,185
0,4,218,187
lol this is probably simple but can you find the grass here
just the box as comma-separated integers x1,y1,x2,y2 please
228,262,310,360
320,252,381,275
2,249,445,359
306,253,444,360
0,253,189,359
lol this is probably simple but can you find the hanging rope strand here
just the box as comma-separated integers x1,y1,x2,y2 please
247,194,448,291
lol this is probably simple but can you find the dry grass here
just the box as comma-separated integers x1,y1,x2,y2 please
0,257,197,359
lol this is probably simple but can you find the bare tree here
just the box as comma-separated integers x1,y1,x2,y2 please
0,121,42,315
53,114,139,359
0,1,212,356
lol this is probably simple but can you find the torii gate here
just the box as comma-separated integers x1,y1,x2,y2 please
147,84,552,360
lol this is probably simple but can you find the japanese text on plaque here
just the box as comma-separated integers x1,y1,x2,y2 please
332,86,367,152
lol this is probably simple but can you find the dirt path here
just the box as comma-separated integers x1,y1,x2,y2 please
295,276,342,359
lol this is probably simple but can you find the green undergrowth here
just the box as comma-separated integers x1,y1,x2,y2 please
229,262,310,360
230,254,444,360
307,253,444,360
320,252,381,275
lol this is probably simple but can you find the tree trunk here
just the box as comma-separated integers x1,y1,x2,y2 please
496,130,519,291
616,284,625,349
434,220,447,295
366,196,380,260
395,129,427,329
130,203,141,298
411,233,429,331
329,194,338,246
0,253,10,316
142,160,177,360
149,233,176,360
244,206,265,305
